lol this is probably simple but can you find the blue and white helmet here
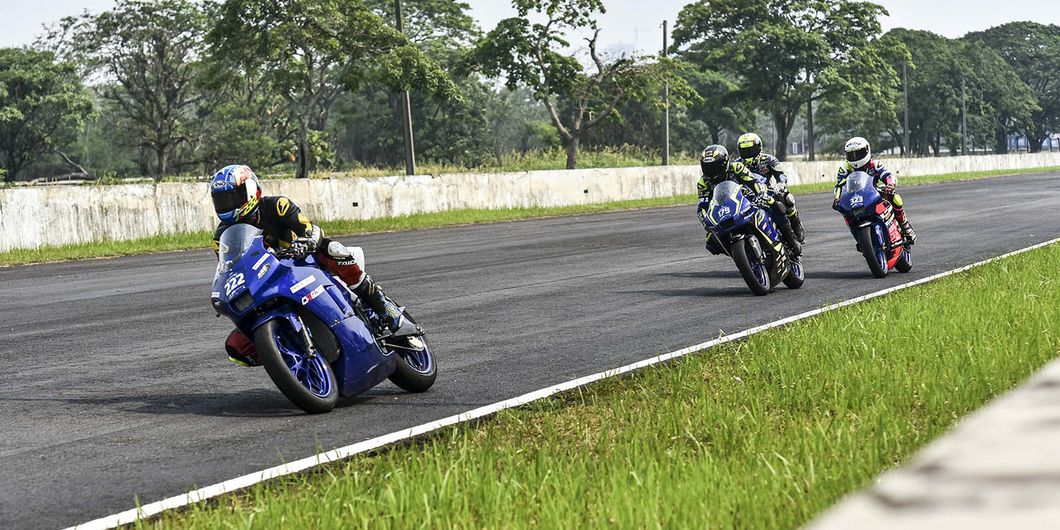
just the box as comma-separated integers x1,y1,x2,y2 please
210,165,261,225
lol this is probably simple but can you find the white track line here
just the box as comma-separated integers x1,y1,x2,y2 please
71,237,1060,530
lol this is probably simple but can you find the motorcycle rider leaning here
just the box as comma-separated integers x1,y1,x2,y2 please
210,165,404,365
832,137,918,244
737,132,806,242
697,144,802,256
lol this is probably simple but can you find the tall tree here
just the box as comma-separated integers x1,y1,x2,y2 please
965,22,1060,152
0,48,92,182
208,0,457,179
466,0,696,169
46,0,209,180
673,0,896,160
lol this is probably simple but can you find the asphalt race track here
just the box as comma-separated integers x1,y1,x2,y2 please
2,172,1058,529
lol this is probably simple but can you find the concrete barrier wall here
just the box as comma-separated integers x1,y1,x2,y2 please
2,152,1058,252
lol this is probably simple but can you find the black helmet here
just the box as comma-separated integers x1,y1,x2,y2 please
700,145,729,181
737,132,763,163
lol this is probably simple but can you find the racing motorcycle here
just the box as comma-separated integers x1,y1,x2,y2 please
699,179,805,296
211,224,436,413
834,171,913,278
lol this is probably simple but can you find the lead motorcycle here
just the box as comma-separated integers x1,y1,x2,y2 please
211,224,437,413
698,179,805,295
834,171,913,278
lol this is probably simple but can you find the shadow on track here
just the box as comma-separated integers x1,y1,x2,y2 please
654,270,743,280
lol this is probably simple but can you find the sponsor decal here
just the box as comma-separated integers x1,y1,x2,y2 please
224,273,245,298
301,285,326,305
289,275,317,293
252,253,270,271
277,197,291,217
256,263,271,279
212,179,227,189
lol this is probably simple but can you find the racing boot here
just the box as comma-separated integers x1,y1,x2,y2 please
777,217,802,256
352,274,404,333
788,209,806,243
894,208,918,245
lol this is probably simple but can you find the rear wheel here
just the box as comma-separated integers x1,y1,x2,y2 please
857,225,888,278
385,311,437,393
255,318,338,414
732,237,771,296
895,248,913,273
783,257,805,289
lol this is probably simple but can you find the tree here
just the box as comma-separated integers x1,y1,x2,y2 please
962,44,1039,154
965,22,1060,152
466,0,696,169
208,0,457,179
46,0,209,180
681,67,754,146
674,0,896,160
0,48,92,182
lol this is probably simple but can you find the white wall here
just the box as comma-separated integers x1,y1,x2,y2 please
2,153,1058,253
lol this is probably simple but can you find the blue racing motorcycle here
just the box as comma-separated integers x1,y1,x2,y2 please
698,180,805,295
211,224,436,413
834,171,913,278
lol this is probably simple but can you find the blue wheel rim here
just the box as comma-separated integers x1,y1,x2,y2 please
748,241,769,288
874,226,887,270
398,336,434,375
275,326,333,398
791,260,803,280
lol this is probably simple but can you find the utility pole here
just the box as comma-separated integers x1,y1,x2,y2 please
662,20,670,166
903,62,910,156
806,97,815,161
396,0,416,175
961,78,968,156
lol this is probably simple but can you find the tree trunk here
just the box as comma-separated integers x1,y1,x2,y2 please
156,146,168,182
773,115,791,161
296,122,309,179
564,136,579,170
994,128,1009,154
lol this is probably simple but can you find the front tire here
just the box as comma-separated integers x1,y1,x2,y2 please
386,311,437,393
857,225,888,278
255,319,338,414
732,237,771,296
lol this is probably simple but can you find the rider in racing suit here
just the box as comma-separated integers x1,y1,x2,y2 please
832,137,917,244
210,165,404,366
697,144,802,257
737,132,806,243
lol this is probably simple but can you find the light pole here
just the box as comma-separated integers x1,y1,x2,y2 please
396,0,416,175
662,20,670,166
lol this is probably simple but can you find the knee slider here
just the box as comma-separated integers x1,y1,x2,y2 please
326,240,353,260
891,193,904,208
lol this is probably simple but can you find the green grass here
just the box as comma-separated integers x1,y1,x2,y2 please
3,165,1056,267
141,242,1060,530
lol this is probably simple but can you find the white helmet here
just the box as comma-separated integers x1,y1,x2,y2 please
844,137,871,169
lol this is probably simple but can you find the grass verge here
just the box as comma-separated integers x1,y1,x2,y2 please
4,165,1057,267
141,243,1060,529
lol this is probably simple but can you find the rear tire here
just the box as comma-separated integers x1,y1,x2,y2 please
783,257,805,289
895,249,913,273
386,312,437,393
857,225,888,278
732,237,771,296
255,319,338,414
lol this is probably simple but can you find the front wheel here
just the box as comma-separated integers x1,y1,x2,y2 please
255,318,338,414
857,225,888,278
732,237,771,296
385,311,437,393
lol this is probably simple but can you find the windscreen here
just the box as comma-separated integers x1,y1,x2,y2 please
711,180,740,204
216,224,262,274
844,172,873,194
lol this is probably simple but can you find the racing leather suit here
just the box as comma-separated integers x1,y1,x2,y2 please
833,160,917,243
214,196,402,366
744,153,805,242
697,160,801,256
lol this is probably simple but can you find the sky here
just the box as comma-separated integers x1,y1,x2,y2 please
2,0,1059,52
